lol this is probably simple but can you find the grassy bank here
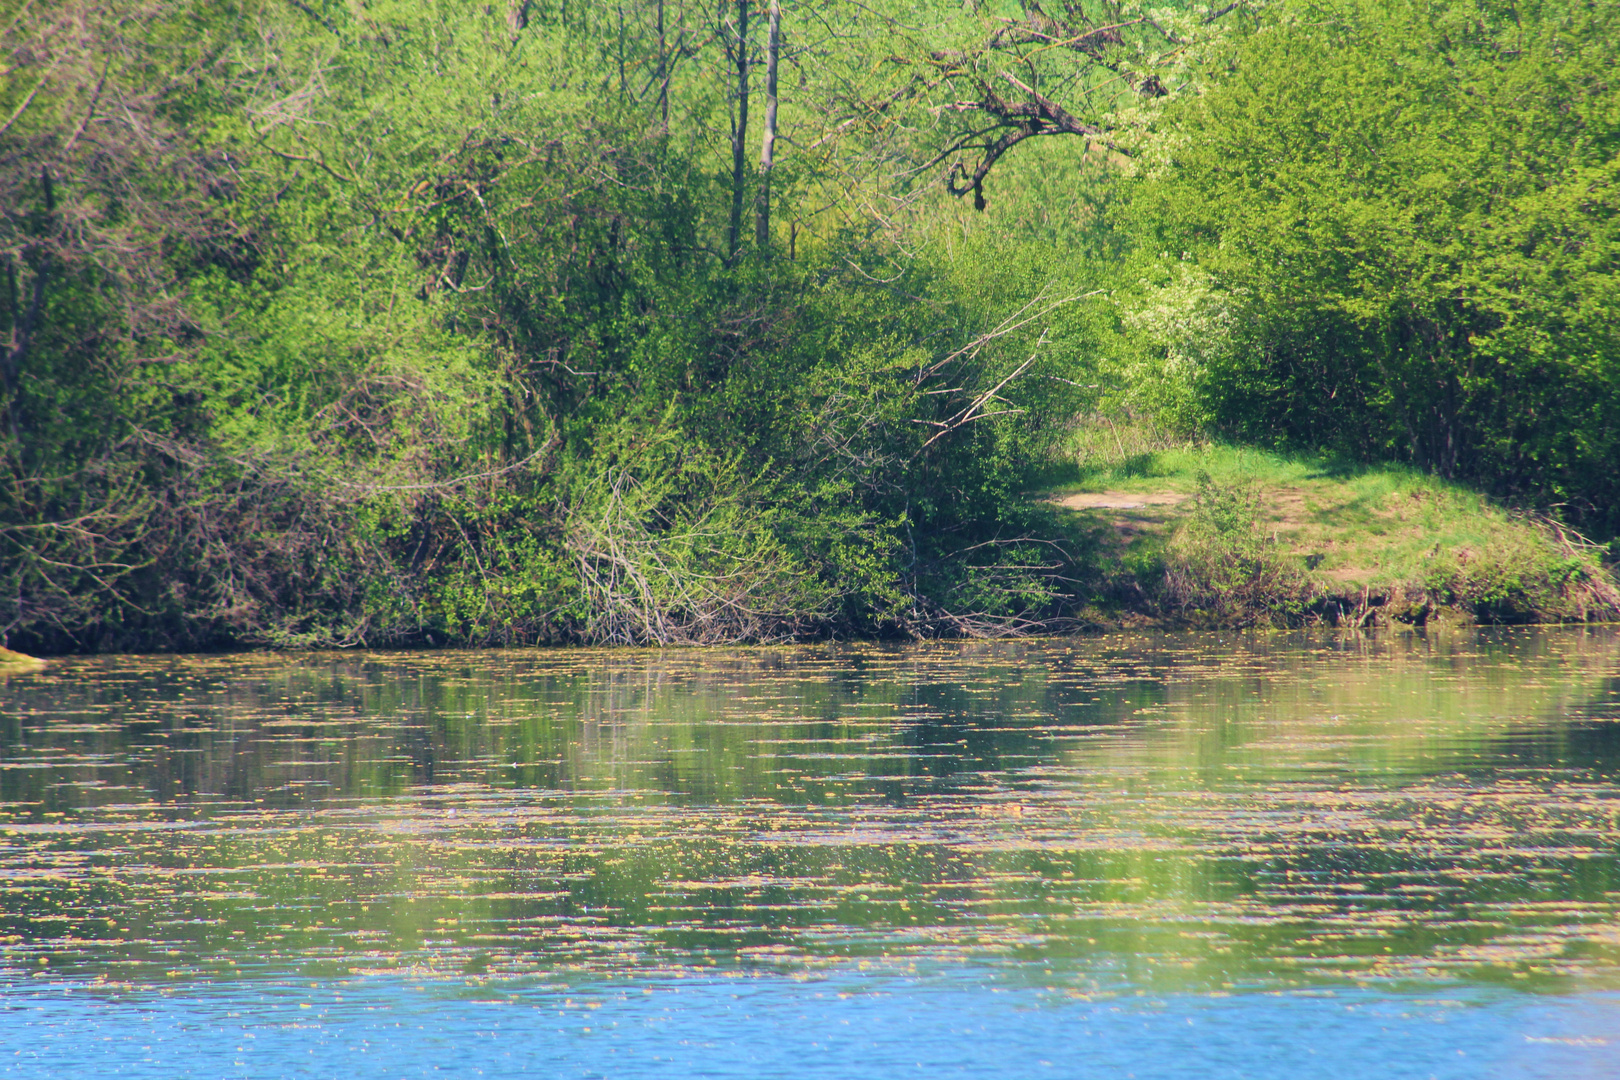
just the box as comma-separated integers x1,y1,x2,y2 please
0,647,45,671
1037,421,1620,629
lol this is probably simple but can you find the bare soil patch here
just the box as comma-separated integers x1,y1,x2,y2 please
1054,491,1189,510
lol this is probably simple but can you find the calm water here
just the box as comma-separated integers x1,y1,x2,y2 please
3,629,1620,1077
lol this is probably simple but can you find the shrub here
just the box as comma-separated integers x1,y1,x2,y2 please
1163,474,1315,624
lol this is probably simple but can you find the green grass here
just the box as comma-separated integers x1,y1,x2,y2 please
0,647,46,670
1035,419,1620,626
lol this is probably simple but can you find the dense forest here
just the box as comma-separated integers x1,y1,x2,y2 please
3,0,1616,652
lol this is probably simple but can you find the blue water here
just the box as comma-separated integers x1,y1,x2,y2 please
5,975,1619,1079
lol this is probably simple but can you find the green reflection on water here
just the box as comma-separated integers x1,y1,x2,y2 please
2,628,1619,996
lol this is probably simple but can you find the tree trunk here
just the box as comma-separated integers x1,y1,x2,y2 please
656,0,669,132
754,0,780,255
726,0,749,265
616,4,628,101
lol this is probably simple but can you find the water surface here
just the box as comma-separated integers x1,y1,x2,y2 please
3,629,1620,1076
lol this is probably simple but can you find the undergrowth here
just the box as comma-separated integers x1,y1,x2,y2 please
1161,473,1315,626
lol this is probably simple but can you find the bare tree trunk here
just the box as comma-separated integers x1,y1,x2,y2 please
616,4,627,101
726,0,749,265
656,0,669,132
754,0,780,255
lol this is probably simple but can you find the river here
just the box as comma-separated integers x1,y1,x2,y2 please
3,628,1619,1077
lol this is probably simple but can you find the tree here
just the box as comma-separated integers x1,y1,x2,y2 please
754,0,780,254
1125,0,1620,529
0,0,266,646
838,0,1240,209
725,0,751,263
0,0,243,436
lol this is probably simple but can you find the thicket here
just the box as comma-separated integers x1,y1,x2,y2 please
2,0,1615,652
1,0,1104,651
1114,0,1620,532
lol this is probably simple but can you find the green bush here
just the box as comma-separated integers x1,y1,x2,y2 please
1162,474,1315,624
1121,0,1620,533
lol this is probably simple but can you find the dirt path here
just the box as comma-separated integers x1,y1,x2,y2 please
1052,491,1189,510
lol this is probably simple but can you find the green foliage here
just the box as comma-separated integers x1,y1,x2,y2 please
1121,0,1620,530
3,0,1615,651
3,0,1095,650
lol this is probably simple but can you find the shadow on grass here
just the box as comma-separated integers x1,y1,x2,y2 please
1301,451,1373,481
1041,453,1172,490
1023,460,1085,492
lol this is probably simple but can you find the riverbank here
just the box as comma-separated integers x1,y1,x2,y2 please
9,430,1615,655
0,647,45,671
1038,424,1620,630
